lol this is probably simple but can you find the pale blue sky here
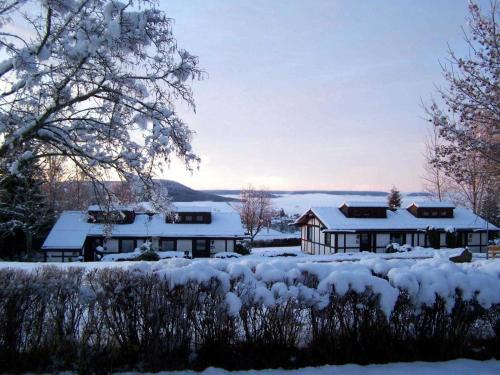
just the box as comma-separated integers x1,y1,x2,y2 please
161,0,488,191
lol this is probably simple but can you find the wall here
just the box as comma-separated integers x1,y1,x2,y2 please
46,250,81,262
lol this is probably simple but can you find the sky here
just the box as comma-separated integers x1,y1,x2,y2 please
158,0,489,192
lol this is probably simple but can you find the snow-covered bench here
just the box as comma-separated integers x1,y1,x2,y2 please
487,245,500,259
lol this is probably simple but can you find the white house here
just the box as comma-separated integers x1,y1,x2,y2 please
294,201,498,254
42,203,246,262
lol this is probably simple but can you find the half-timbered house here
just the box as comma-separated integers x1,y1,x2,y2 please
42,204,246,262
294,201,498,254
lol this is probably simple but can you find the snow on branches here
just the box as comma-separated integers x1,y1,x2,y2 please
425,2,499,167
0,0,203,204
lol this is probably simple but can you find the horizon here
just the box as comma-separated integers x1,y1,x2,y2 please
157,0,488,191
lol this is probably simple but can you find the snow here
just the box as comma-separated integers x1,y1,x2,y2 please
214,252,242,259
3,247,499,317
43,204,246,250
171,205,212,213
112,359,500,374
225,292,242,316
222,193,428,216
42,212,90,249
410,201,456,208
344,201,388,208
254,228,300,241
101,250,186,261
251,246,304,257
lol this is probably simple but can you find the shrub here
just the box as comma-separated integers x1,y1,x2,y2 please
234,242,251,255
0,260,498,373
426,227,441,249
134,250,160,261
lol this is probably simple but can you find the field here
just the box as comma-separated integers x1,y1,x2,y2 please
220,192,427,216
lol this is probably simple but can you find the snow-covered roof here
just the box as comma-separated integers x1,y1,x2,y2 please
87,203,222,214
43,211,92,249
43,208,246,250
88,204,135,211
295,206,498,231
408,201,456,209
342,201,389,208
171,205,212,213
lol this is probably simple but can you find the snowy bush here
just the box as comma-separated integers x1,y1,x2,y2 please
385,243,412,253
0,258,499,372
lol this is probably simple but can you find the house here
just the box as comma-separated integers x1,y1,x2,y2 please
294,201,498,254
42,203,246,262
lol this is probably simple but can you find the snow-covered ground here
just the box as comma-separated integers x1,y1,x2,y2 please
249,246,488,262
1,246,493,269
254,228,300,241
102,250,186,261
113,359,500,374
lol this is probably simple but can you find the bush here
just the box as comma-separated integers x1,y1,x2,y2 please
234,242,251,255
0,261,497,373
426,227,441,249
134,250,160,261
251,238,301,248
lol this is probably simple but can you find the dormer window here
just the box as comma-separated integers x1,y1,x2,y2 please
339,202,388,218
407,202,455,218
166,209,212,224
87,205,135,224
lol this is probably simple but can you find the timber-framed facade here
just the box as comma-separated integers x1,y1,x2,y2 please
42,204,246,262
295,202,497,254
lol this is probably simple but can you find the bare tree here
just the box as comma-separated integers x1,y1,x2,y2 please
425,1,500,167
0,0,203,210
236,185,273,246
424,1,499,214
422,126,451,201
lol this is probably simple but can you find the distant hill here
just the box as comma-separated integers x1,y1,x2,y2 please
406,192,432,197
203,189,432,198
155,180,238,202
203,189,390,197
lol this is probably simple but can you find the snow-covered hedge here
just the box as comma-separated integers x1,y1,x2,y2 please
0,258,499,372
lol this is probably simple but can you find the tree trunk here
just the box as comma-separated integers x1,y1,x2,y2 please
25,232,33,261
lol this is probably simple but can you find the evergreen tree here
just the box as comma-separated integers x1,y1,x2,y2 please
0,165,53,258
388,186,402,210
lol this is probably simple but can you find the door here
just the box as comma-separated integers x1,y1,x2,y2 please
359,233,372,252
83,238,96,262
192,239,210,258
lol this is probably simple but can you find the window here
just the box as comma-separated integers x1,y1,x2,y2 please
422,210,430,217
390,233,403,245
441,210,447,217
121,239,135,253
105,239,119,252
195,240,206,251
306,226,313,241
431,211,438,217
161,240,175,251
325,233,331,246
184,215,192,222
196,215,204,222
